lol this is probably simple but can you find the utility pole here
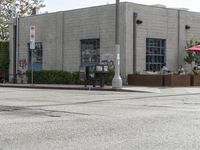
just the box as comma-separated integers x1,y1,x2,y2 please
112,0,122,89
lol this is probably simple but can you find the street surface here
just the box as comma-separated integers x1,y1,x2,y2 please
1,87,200,150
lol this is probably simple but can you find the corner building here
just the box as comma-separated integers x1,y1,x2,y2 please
9,2,200,83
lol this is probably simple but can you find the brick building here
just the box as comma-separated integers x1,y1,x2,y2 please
9,2,200,83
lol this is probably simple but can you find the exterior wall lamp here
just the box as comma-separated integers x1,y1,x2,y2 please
185,25,191,30
136,19,143,24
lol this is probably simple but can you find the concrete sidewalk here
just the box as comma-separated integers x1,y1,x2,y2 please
1,83,200,94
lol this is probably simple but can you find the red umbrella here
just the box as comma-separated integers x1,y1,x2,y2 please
186,44,200,52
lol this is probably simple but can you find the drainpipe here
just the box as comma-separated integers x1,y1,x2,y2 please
62,11,64,70
133,12,137,73
13,24,17,83
16,16,20,80
13,16,19,83
177,10,180,66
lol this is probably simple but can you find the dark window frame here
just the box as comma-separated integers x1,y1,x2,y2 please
80,39,100,67
146,38,166,71
27,42,43,71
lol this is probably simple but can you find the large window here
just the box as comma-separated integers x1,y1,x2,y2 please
146,38,165,71
80,39,100,66
28,42,43,71
196,53,200,65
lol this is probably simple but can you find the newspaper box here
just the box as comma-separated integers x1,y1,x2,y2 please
94,64,108,87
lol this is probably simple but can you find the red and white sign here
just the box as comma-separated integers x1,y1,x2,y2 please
30,25,35,49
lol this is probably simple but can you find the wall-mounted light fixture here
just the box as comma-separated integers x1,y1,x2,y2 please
185,25,191,30
136,19,143,24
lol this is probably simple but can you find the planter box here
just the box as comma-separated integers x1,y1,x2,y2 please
164,75,191,87
191,75,200,86
128,74,163,86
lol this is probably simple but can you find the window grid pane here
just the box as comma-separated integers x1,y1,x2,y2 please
146,38,165,71
81,39,100,66
28,42,43,71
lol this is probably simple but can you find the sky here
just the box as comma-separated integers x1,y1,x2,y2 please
42,0,200,13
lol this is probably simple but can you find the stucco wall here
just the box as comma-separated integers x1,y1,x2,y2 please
14,4,127,76
9,2,200,83
125,3,179,74
179,11,200,66
62,4,126,73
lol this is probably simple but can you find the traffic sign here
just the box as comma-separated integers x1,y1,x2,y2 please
30,25,35,49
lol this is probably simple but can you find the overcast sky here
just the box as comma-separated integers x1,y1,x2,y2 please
42,0,200,13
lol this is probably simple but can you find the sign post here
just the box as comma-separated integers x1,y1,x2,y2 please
30,25,35,85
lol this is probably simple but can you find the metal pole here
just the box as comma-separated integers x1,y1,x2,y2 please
16,16,20,83
177,10,180,66
13,24,17,83
115,0,119,44
12,4,17,83
30,25,36,86
112,0,122,89
133,12,137,72
31,49,33,85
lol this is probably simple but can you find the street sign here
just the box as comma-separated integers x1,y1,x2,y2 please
30,25,35,49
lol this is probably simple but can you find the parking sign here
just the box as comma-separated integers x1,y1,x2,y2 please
30,25,35,49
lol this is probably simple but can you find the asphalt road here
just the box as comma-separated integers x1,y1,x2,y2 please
1,87,200,150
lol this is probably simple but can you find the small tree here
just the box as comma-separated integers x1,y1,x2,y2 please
0,0,45,40
0,40,9,81
184,51,196,67
184,39,199,68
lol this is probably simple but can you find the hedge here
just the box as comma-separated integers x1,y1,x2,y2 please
26,70,82,84
26,69,114,85
0,41,9,81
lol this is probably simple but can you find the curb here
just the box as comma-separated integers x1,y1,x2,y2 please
0,84,151,93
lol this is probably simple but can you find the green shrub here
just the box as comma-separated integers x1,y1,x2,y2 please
184,39,199,66
71,72,81,84
26,69,114,85
0,41,9,81
105,69,115,85
26,70,78,84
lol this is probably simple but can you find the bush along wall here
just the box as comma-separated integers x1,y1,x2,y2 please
26,70,114,85
0,41,9,82
26,70,82,84
104,69,115,85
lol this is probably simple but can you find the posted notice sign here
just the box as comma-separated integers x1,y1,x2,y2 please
30,25,35,49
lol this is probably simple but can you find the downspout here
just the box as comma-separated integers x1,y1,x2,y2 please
177,10,180,66
13,24,17,83
62,11,64,70
16,16,20,81
133,12,137,72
